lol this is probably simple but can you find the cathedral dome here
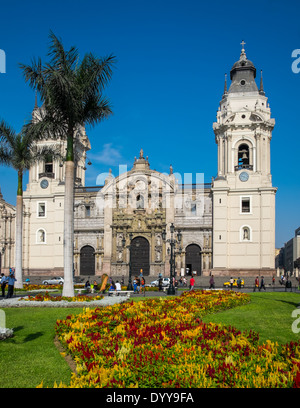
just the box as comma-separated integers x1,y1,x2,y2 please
230,57,256,78
228,41,258,93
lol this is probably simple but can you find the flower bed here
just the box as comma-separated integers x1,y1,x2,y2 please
53,290,299,388
22,284,85,291
23,284,64,291
121,285,159,292
20,292,103,302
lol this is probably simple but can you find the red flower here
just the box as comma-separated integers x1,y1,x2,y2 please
293,371,300,388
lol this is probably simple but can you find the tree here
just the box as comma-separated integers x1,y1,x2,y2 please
0,120,61,289
20,31,116,296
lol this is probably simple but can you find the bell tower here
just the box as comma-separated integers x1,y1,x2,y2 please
212,42,277,276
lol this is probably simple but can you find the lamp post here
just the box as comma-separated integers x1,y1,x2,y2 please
122,232,133,290
162,223,182,295
0,244,7,275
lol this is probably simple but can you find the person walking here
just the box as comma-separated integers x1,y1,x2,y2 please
296,276,300,291
229,277,234,290
1,273,7,297
253,276,259,292
136,277,140,294
133,277,138,294
190,276,195,291
5,270,17,298
209,275,215,289
140,276,146,296
259,276,266,291
158,276,163,292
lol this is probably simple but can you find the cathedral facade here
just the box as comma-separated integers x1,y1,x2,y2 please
0,45,277,278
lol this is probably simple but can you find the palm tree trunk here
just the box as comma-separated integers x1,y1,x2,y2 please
62,132,75,297
14,171,23,289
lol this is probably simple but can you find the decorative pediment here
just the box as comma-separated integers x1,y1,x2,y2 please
249,113,263,122
225,114,236,123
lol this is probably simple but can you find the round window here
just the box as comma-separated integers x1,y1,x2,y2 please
240,80,246,86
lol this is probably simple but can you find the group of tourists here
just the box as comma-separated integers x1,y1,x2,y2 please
253,276,266,291
84,279,99,292
0,268,17,298
133,275,146,294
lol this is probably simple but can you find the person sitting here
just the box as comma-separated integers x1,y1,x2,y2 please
84,280,91,293
108,281,116,295
115,280,121,295
93,280,98,291
109,281,116,290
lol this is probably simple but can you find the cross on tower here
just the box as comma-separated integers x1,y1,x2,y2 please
240,40,247,59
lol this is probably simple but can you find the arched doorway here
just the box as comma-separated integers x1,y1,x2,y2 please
80,245,95,276
130,236,150,276
185,244,201,276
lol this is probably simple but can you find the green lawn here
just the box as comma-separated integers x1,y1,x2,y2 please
0,292,299,388
0,307,81,388
202,292,300,344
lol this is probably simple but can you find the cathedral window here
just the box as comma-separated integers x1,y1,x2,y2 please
241,197,251,213
85,205,91,217
45,155,53,173
136,194,144,209
37,202,46,217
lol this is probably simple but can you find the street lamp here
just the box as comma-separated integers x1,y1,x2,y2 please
123,232,133,290
163,223,182,295
0,244,7,275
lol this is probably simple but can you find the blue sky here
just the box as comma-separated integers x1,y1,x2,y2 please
0,0,299,248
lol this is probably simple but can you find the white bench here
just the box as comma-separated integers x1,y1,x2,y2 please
108,290,134,298
75,287,96,295
161,285,179,293
75,288,87,295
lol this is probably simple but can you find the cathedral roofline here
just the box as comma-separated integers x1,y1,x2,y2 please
132,148,150,171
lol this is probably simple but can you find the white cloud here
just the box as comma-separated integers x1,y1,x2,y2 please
89,143,122,166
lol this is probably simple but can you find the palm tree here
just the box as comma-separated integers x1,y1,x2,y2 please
0,120,61,289
20,31,116,296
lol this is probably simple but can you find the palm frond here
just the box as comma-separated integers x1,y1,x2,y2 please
48,30,79,73
0,119,17,148
0,145,13,166
19,30,115,147
78,53,116,97
19,57,45,96
29,143,63,163
83,95,113,127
